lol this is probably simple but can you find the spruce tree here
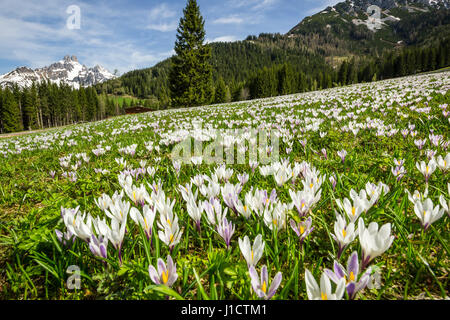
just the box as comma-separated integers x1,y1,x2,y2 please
1,88,23,133
169,0,213,108
214,77,227,104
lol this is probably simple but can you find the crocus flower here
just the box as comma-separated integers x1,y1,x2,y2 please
221,183,242,213
249,265,282,300
238,173,249,185
439,183,449,217
331,214,356,259
89,234,108,259
358,219,395,270
324,251,372,300
148,255,178,287
238,234,265,267
186,198,203,232
55,229,75,246
436,154,450,171
203,197,227,226
217,217,235,249
130,205,156,240
63,210,93,242
290,217,314,245
416,158,437,183
413,198,445,231
337,150,347,163
305,269,346,300
173,160,181,176
329,175,337,191
336,197,364,223
109,216,128,264
405,187,428,205
158,214,183,252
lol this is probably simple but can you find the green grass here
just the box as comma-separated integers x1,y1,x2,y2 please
0,71,448,300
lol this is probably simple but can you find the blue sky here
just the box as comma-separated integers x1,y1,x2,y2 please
0,0,341,75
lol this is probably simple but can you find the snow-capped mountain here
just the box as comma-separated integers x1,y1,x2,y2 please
0,55,116,89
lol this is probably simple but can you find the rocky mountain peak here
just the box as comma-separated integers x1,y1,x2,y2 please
0,56,116,89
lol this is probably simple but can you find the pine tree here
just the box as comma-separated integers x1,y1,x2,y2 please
214,77,227,104
169,0,213,108
1,88,23,133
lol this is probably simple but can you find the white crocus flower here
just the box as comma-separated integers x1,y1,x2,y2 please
336,198,364,223
158,216,183,251
413,198,445,230
106,198,130,224
436,154,450,171
238,234,265,267
263,202,287,232
235,199,253,219
331,214,357,258
305,269,346,300
129,205,156,239
186,198,203,231
94,194,112,212
64,209,93,242
405,187,429,205
416,158,437,183
358,219,395,269
439,183,449,217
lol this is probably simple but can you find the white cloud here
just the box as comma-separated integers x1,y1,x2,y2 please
146,3,178,32
149,3,177,20
213,15,244,24
147,22,178,32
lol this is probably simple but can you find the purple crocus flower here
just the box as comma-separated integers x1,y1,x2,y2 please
249,265,282,300
55,229,75,246
329,175,337,191
148,255,178,287
290,216,314,245
237,173,249,185
324,251,371,300
217,217,235,249
337,150,347,164
89,234,108,259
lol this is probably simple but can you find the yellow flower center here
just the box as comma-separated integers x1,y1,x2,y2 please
273,219,278,226
251,250,254,262
349,271,355,282
162,270,169,284
342,228,347,238
262,281,267,294
352,207,356,216
167,218,171,227
244,205,248,212
321,292,328,300
300,225,305,235
169,234,174,244
144,217,149,231
426,166,429,174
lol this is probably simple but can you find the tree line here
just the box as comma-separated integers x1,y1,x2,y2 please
0,82,125,134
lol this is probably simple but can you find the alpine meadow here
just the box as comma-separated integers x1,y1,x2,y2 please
0,0,449,303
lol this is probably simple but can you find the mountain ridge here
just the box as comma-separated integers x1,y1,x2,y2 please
0,55,116,89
